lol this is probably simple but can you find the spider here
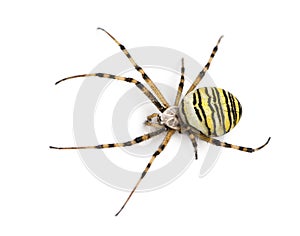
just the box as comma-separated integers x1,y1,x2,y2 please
50,28,271,216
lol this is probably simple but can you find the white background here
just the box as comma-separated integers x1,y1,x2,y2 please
1,0,299,235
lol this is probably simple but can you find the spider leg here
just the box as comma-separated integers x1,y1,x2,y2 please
187,130,198,160
144,113,163,128
55,73,165,113
144,121,164,129
195,132,271,153
174,58,185,106
97,28,170,108
115,129,175,216
186,36,223,95
49,128,165,150
147,113,159,121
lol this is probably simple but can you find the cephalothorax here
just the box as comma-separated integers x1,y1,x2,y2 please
158,106,181,130
50,28,270,216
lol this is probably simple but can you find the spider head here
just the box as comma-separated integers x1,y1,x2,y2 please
159,106,181,131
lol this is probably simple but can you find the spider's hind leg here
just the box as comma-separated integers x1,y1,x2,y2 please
50,128,165,150
187,130,198,160
115,129,175,216
196,132,271,153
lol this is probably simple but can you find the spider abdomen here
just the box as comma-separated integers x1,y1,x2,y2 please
179,87,242,137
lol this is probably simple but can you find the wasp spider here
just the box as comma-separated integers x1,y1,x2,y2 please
50,28,271,216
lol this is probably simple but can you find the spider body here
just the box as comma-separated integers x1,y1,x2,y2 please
50,28,270,216
179,87,242,137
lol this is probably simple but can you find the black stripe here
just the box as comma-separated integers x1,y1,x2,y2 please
160,144,166,150
205,88,217,135
204,62,211,70
153,150,160,156
125,77,134,83
192,92,197,105
212,139,220,145
178,79,184,90
224,142,231,148
181,98,190,126
238,146,252,153
215,88,226,134
141,171,147,179
123,141,132,146
228,92,237,126
238,99,242,119
120,44,125,50
222,89,232,132
135,82,165,112
199,70,205,79
213,45,218,53
134,136,143,143
135,81,143,89
96,73,114,78
233,95,238,125
193,92,202,122
197,89,211,136
212,88,225,135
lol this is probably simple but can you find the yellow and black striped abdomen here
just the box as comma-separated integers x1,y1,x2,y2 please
179,87,242,137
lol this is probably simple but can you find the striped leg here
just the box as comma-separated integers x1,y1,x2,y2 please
55,73,165,113
187,130,198,160
97,28,170,108
49,128,165,150
144,113,162,128
196,132,271,153
115,129,175,216
147,113,159,121
174,58,185,106
144,121,164,128
186,36,223,95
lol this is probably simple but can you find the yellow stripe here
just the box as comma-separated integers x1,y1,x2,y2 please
234,95,241,122
217,88,231,133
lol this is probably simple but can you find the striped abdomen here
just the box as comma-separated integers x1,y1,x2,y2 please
179,87,242,137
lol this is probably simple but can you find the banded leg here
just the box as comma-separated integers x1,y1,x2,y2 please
186,36,223,95
196,132,271,153
49,128,165,150
115,129,175,216
97,28,170,108
55,73,165,113
147,113,159,121
144,121,164,128
187,130,198,160
174,58,185,106
144,113,162,128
